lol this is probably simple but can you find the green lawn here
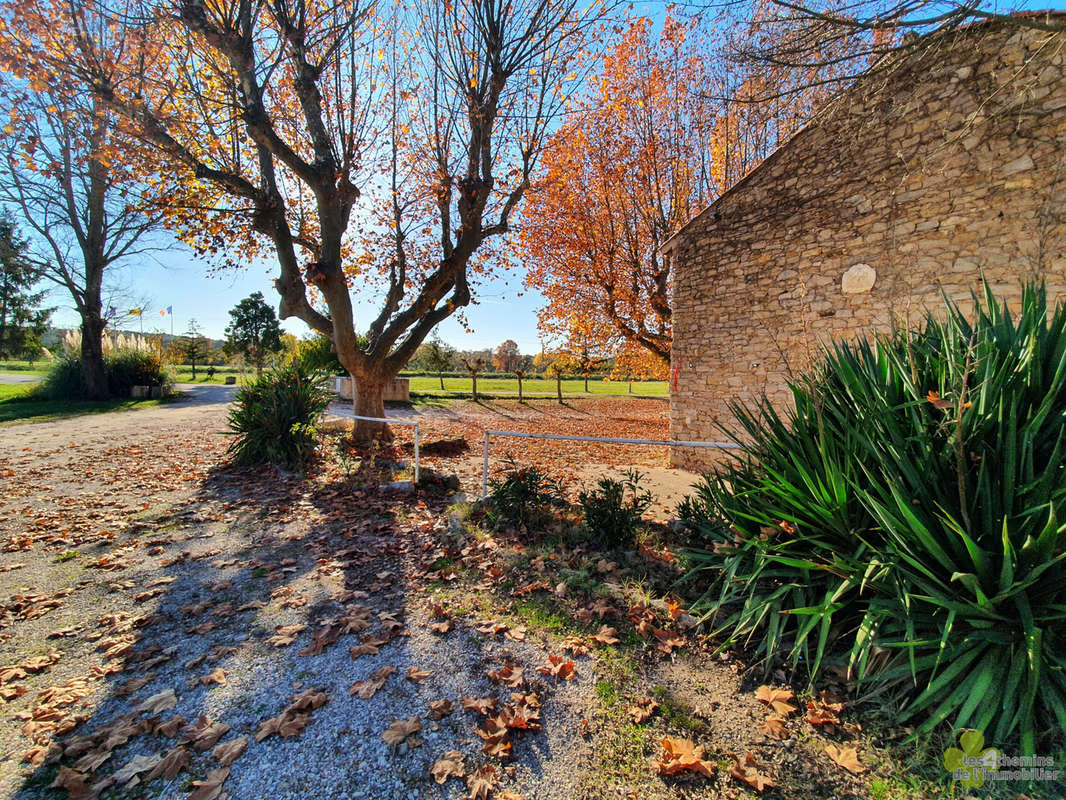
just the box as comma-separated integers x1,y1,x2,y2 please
0,384,166,425
0,360,49,375
0,361,247,385
407,376,668,397
169,366,247,384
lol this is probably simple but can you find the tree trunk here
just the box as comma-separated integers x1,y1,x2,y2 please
471,373,478,403
352,374,393,444
191,357,197,381
438,371,444,390
584,373,589,393
556,373,562,404
517,374,523,403
80,314,108,400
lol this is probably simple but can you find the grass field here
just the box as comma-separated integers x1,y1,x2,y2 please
0,361,247,385
0,383,166,425
1,361,670,397
407,376,668,397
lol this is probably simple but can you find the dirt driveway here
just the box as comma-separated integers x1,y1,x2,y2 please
0,395,901,800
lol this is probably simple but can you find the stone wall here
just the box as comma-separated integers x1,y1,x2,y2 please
667,21,1066,470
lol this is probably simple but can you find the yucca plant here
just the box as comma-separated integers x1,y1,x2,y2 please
682,283,1066,754
227,362,332,471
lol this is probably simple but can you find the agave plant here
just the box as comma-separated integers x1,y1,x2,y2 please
682,283,1066,753
227,362,332,471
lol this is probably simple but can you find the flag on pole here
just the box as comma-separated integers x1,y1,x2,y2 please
166,306,172,315
159,308,166,316
128,308,142,316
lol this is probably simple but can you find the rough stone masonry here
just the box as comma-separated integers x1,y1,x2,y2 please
665,16,1066,470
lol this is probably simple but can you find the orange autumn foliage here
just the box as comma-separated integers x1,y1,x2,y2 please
519,15,816,368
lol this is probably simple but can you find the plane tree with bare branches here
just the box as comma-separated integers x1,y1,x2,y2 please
1,0,602,438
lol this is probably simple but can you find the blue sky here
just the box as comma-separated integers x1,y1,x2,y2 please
47,240,548,353
46,0,1063,353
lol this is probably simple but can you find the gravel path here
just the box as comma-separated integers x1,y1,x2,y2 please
0,396,597,800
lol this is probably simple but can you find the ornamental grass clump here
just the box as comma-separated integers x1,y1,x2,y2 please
681,283,1066,753
227,362,332,471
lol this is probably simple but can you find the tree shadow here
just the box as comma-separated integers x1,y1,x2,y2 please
12,458,583,800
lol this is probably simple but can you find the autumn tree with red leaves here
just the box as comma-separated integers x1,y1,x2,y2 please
3,0,601,439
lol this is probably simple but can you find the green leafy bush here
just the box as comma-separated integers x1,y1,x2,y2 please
105,350,173,396
294,334,347,375
580,469,653,549
227,362,332,471
488,456,566,526
41,350,173,399
682,283,1066,753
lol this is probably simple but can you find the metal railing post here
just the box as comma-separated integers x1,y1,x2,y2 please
413,423,420,485
482,430,490,500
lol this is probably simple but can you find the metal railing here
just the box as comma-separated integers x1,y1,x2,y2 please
349,414,420,484
479,429,741,498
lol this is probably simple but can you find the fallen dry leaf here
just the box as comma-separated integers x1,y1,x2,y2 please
111,753,162,786
758,715,789,740
187,766,230,800
538,654,575,680
48,766,90,800
466,764,499,799
428,699,454,720
825,744,866,774
652,737,715,779
729,752,774,792
146,746,190,781
461,696,495,715
212,736,248,767
592,625,620,646
406,666,431,683
350,665,396,699
488,662,524,688
627,697,659,724
430,750,465,784
199,668,227,687
754,685,797,716
382,716,422,747
135,689,177,715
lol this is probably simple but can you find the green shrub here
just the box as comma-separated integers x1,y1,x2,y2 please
40,350,173,399
294,334,350,375
105,350,173,396
579,469,653,549
488,456,566,526
40,356,84,399
682,283,1066,754
226,362,332,471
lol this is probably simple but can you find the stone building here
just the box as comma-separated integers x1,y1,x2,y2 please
664,16,1066,470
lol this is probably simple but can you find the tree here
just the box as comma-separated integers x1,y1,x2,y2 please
0,75,165,398
224,292,283,379
0,217,49,359
543,354,573,404
722,2,1066,98
463,357,486,403
493,340,522,374
519,15,817,368
513,362,529,403
176,320,210,381
418,334,456,390
15,0,601,440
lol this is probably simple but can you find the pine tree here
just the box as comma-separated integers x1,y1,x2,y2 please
0,217,49,359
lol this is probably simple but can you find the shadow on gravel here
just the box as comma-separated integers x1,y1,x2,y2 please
14,457,583,800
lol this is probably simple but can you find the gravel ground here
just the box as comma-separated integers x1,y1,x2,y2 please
0,395,599,800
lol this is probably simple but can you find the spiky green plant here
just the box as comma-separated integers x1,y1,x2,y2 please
226,362,332,471
682,283,1066,754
